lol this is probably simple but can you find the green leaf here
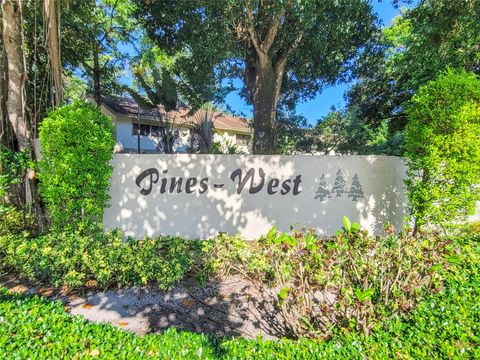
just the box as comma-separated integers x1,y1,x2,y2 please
351,222,360,233
429,264,442,272
445,255,461,265
355,288,374,302
267,226,277,243
278,287,290,300
343,216,352,233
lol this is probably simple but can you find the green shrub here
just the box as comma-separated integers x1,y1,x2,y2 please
0,224,454,337
0,206,37,237
214,223,450,339
405,70,480,232
0,231,205,289
200,233,269,278
38,101,115,232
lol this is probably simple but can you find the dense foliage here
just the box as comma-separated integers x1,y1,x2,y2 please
1,232,478,359
336,0,480,155
405,70,480,232
0,148,30,209
0,206,37,237
206,222,450,338
133,0,377,153
0,218,466,342
38,102,115,231
0,231,205,289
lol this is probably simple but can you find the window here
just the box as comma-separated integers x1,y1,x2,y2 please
151,125,162,137
132,123,163,137
132,123,140,135
140,124,150,136
236,134,250,145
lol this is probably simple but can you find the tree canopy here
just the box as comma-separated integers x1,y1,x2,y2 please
134,0,378,153
345,0,480,147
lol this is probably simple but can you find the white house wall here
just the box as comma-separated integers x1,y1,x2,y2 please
114,115,191,153
213,130,250,153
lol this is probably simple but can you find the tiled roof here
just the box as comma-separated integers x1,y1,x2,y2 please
101,97,252,134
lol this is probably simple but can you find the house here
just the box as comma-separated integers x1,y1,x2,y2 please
100,97,253,154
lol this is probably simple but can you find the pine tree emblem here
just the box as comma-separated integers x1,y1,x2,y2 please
332,169,347,196
315,174,331,201
348,174,364,201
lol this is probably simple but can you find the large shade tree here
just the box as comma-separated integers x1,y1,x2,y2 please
1,0,45,221
134,0,378,154
346,0,480,139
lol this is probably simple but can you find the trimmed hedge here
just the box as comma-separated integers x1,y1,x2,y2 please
38,101,115,232
0,230,206,289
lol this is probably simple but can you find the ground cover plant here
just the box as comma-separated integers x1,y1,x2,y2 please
0,230,205,289
0,231,478,359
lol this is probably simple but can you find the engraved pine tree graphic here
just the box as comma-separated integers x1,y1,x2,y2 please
332,169,347,196
348,174,364,201
315,174,331,201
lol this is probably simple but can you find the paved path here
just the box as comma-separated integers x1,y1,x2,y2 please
2,275,286,339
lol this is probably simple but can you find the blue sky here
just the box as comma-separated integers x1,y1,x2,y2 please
225,2,407,125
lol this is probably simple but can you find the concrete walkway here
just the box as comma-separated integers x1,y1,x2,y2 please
2,275,286,339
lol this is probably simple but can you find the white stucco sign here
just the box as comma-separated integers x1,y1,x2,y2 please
104,154,407,239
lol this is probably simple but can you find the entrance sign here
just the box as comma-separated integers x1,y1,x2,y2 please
104,154,407,239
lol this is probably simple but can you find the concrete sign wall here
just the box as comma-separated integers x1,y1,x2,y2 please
104,154,407,239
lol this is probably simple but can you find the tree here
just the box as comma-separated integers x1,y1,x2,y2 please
2,0,29,150
43,0,62,105
134,0,377,154
188,105,215,154
276,109,315,154
61,0,136,105
314,174,330,201
314,108,405,155
127,41,221,154
332,169,347,197
348,174,364,201
405,70,480,234
0,7,13,149
1,0,45,225
127,64,180,154
346,0,480,153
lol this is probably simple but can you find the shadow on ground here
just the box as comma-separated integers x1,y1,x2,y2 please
1,274,289,340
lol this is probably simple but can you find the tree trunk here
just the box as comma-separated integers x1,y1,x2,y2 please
2,0,46,230
0,46,13,148
44,0,63,106
252,59,282,154
1,0,30,150
93,47,101,106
